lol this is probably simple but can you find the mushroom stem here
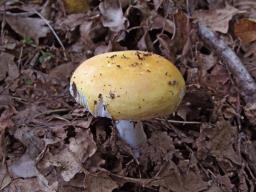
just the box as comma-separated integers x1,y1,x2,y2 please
115,120,147,150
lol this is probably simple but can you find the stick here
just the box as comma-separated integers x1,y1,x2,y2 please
197,23,256,105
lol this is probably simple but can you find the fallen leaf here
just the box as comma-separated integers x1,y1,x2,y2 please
99,0,126,32
151,161,209,192
9,153,37,178
6,13,50,44
14,126,45,159
0,108,15,161
234,18,256,44
196,120,241,166
84,172,119,192
193,4,242,33
6,56,19,82
0,165,11,191
68,129,97,162
55,13,88,31
140,132,175,173
2,178,44,192
0,52,15,81
49,62,76,82
40,128,96,182
63,0,89,14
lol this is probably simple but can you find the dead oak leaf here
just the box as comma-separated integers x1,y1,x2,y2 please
0,52,15,81
151,161,208,192
234,18,256,44
40,129,96,182
99,0,126,32
193,4,242,33
6,13,49,44
196,120,241,166
84,172,119,192
9,153,37,178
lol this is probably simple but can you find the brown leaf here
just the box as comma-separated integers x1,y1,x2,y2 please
151,161,208,192
0,52,15,81
68,129,97,162
244,102,256,126
0,165,11,191
63,0,89,14
140,132,175,172
196,120,241,165
234,18,256,44
9,153,37,178
6,13,49,44
0,108,15,161
173,10,190,52
39,129,96,182
84,172,119,192
99,0,126,32
49,62,76,82
2,178,44,192
193,4,241,33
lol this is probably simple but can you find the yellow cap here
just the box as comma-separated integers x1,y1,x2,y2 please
70,51,185,120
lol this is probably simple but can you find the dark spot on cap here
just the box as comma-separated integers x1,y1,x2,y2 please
168,80,177,86
116,65,121,68
110,54,117,59
121,54,128,59
135,51,145,60
109,91,115,99
165,72,168,76
146,69,151,72
98,93,102,98
71,82,77,98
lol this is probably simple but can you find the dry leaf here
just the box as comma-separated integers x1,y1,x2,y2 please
84,172,119,192
6,13,49,44
0,52,15,81
151,161,208,192
9,153,37,178
49,62,76,81
63,0,89,14
196,120,241,165
68,129,97,162
0,108,15,161
2,178,44,192
40,129,96,182
99,0,126,32
193,4,242,33
0,165,11,191
234,18,256,44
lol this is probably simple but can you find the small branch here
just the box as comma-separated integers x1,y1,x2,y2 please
197,23,256,104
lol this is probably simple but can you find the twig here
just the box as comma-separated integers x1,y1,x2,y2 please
33,9,68,60
197,23,256,105
155,118,201,124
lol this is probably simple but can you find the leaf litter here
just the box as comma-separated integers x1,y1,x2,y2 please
0,0,256,192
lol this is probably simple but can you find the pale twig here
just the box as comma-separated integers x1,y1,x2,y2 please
197,23,256,105
33,9,67,60
155,118,202,124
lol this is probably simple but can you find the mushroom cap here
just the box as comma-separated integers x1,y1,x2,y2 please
70,50,185,120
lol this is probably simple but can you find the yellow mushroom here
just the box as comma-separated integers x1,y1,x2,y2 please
70,50,185,153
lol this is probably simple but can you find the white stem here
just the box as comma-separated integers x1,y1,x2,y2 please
115,120,147,149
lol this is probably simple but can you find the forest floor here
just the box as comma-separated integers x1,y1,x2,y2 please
0,0,256,191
